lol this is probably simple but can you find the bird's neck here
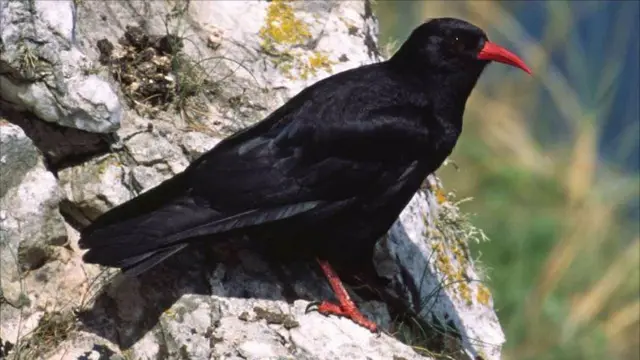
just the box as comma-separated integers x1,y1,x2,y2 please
406,71,476,136
430,71,479,127
413,71,476,145
387,51,484,115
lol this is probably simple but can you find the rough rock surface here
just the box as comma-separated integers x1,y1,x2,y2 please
0,122,67,286
0,1,505,360
0,0,122,133
0,121,92,359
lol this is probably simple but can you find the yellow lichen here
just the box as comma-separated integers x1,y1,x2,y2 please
452,244,465,261
259,0,334,80
435,187,448,204
260,0,311,46
298,52,335,80
476,284,492,306
426,213,480,305
422,186,495,308
458,282,472,305
307,52,334,72
163,308,176,319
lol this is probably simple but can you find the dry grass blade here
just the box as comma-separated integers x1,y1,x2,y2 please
603,298,640,342
565,238,640,337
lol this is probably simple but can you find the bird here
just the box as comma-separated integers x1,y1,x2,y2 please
79,17,531,333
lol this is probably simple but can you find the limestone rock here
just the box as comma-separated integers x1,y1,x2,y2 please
0,0,122,133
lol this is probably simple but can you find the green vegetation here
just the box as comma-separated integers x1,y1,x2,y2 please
375,1,639,360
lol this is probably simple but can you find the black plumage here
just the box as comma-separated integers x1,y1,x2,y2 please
79,18,530,331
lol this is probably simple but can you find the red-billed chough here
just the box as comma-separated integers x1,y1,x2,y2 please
79,18,530,332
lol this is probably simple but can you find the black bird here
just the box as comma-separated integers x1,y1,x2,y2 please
79,18,530,332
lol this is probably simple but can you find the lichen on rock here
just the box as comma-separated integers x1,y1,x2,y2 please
259,0,336,80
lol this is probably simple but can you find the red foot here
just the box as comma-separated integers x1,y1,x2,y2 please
305,258,379,333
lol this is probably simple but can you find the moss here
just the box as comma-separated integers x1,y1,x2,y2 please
179,344,190,360
258,0,335,80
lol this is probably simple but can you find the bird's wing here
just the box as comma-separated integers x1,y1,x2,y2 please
79,65,432,274
188,80,430,216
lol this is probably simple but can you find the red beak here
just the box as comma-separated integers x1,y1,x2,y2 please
477,41,532,75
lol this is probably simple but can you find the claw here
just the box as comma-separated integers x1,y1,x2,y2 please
305,300,321,314
307,258,380,333
309,299,378,332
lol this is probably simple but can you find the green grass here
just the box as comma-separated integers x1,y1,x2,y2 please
375,1,639,359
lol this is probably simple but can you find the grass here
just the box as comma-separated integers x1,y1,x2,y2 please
12,311,77,359
375,1,639,360
4,263,116,360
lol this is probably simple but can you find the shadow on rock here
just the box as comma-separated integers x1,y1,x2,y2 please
0,108,113,171
76,240,390,350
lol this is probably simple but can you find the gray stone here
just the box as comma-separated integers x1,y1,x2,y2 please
0,123,66,276
59,154,133,223
0,0,122,133
124,132,189,174
0,123,87,354
380,190,505,360
180,131,221,161
130,166,165,193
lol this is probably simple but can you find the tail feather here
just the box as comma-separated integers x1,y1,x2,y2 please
80,195,220,258
80,193,221,267
81,172,188,238
79,171,217,273
117,244,188,278
79,170,326,276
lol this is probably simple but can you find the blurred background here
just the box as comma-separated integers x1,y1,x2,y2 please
373,1,639,360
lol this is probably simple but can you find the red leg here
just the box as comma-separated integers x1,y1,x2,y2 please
305,258,379,333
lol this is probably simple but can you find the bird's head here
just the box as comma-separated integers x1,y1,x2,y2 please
391,17,531,78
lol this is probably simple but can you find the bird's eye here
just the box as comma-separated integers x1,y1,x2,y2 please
452,36,467,53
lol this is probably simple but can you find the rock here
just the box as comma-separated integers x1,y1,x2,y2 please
130,166,165,193
0,122,103,358
59,154,133,224
124,132,189,174
180,132,221,161
0,0,122,133
0,123,66,276
71,249,423,360
0,1,506,359
40,332,123,360
379,189,505,360
2,110,112,169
